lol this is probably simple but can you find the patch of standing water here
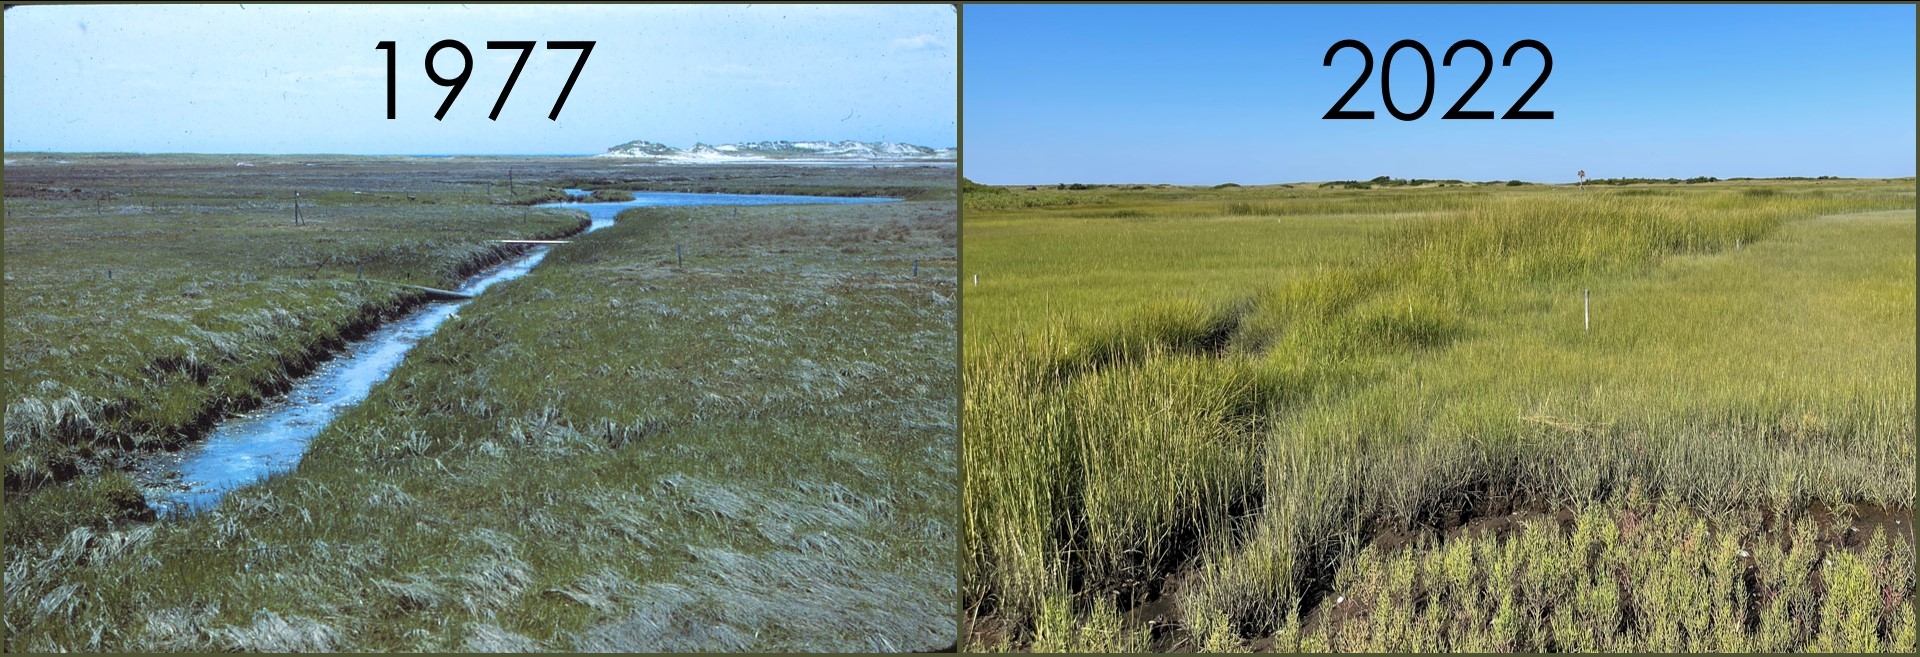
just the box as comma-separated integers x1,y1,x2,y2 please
551,188,895,229
146,189,895,516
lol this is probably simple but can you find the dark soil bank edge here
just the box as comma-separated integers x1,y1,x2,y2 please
5,218,590,538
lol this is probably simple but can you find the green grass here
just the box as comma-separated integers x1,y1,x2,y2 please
579,189,636,203
1240,493,1915,652
4,158,957,651
960,179,1916,651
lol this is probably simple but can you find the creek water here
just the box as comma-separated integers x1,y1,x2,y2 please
145,190,894,515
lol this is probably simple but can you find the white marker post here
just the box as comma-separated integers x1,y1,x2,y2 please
1584,289,1591,334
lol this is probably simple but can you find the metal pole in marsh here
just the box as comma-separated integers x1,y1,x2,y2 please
1584,289,1591,333
294,192,301,226
676,244,683,269
913,259,919,277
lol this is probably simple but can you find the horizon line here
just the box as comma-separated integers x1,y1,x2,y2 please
1,150,960,159
967,175,1918,188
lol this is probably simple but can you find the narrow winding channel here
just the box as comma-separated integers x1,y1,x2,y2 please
145,190,895,515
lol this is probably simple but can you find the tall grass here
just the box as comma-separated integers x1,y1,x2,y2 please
1239,494,1915,652
962,180,1916,650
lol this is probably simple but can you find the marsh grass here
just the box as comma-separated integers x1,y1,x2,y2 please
5,156,587,549
4,162,957,651
1242,494,1916,653
961,180,1916,651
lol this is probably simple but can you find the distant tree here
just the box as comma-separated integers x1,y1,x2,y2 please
1577,169,1587,189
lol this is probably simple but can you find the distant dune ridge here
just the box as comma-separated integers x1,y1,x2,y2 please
596,139,955,163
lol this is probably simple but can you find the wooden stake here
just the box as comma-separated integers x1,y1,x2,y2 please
1583,289,1591,334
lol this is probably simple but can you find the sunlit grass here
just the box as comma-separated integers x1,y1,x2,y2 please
961,180,1916,651
1231,494,1915,653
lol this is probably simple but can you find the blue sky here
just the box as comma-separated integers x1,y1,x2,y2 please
3,4,955,155
964,4,1916,185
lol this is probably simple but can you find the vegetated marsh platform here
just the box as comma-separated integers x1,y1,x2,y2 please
3,154,957,651
960,178,1916,652
6,155,593,532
